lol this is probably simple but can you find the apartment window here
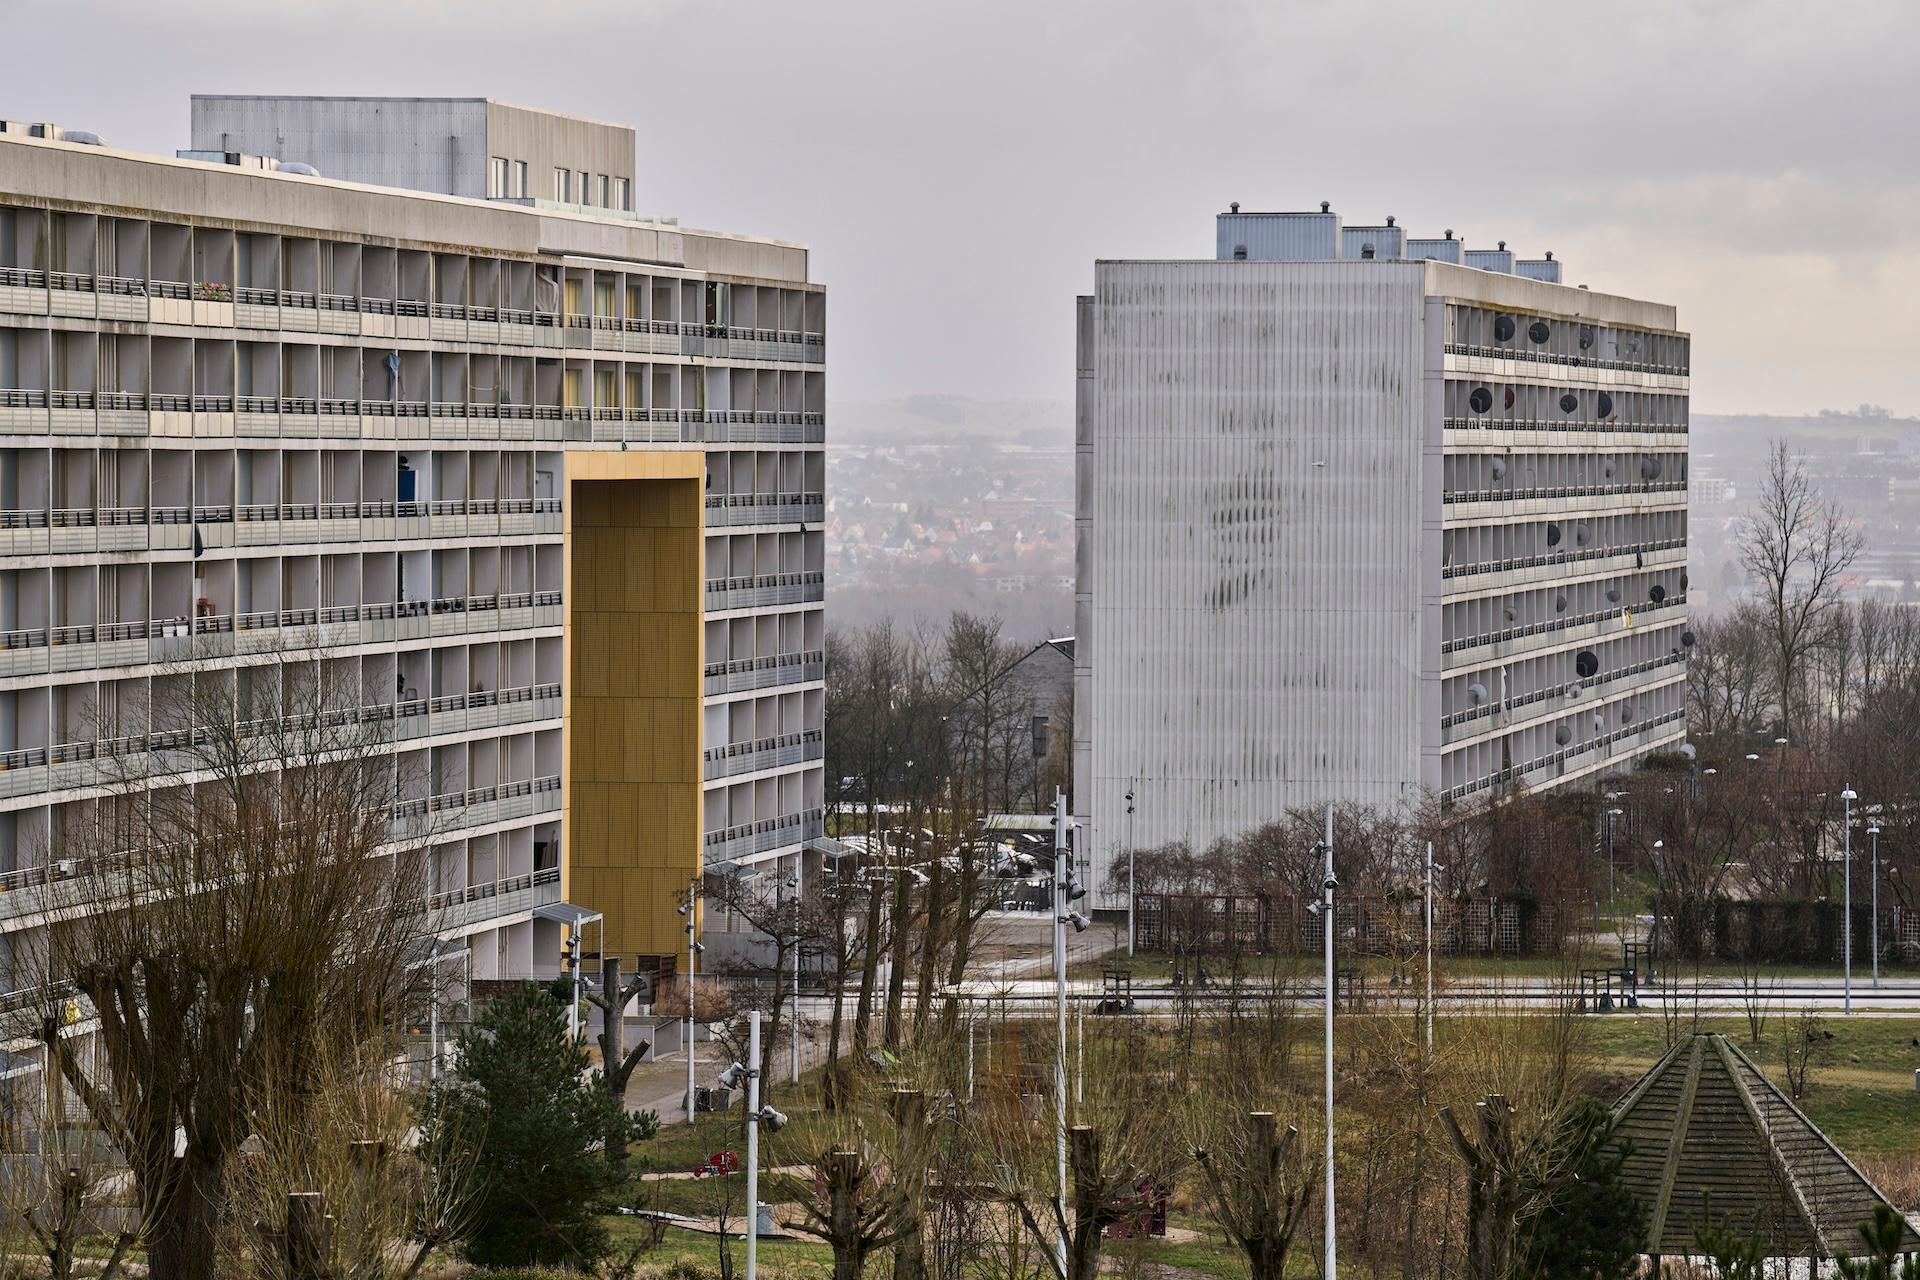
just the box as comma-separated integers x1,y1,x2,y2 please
578,171,590,204
553,167,571,203
488,156,509,199
610,176,630,211
598,174,611,208
511,160,529,199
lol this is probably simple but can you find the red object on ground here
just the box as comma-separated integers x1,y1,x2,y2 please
694,1149,740,1177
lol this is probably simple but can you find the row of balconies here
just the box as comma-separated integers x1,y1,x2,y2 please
704,492,825,529
0,394,827,446
0,270,826,363
702,729,825,782
1442,416,1687,436
1441,592,1688,661
705,572,826,613
1443,479,1687,507
0,500,566,558
1441,538,1687,584
1441,341,1688,378
1440,653,1687,743
1442,707,1686,803
702,806,825,867
0,685,563,804
0,595,564,680
425,865,562,934
704,649,825,696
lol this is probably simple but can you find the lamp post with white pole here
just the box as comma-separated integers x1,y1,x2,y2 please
717,1012,787,1280
679,878,704,1124
1319,805,1336,1280
1125,782,1136,958
1051,788,1070,1276
1425,842,1443,1055
1842,788,1858,1015
1868,823,1882,989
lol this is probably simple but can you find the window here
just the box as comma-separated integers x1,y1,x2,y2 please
553,167,570,202
598,174,611,208
578,171,590,204
610,176,629,211
511,160,529,199
487,156,509,199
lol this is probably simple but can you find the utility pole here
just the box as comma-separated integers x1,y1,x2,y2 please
1869,823,1882,988
1321,804,1337,1280
1425,841,1436,1054
1052,788,1069,1276
1126,781,1137,957
682,876,701,1124
746,1009,762,1280
1842,787,1858,1015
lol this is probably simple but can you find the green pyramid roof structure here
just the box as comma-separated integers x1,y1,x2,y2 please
1607,1032,1920,1258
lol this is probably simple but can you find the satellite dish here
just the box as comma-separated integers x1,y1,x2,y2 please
1554,594,1567,613
1575,524,1591,547
1641,456,1663,480
1495,315,1516,342
1578,325,1595,351
1468,683,1488,705
1470,387,1493,414
1546,523,1562,547
1490,457,1507,480
1605,587,1621,604
1503,606,1516,622
1597,391,1614,419
1503,387,1516,410
1621,704,1635,723
1575,650,1598,678
1650,584,1667,603
1681,631,1697,648
1528,319,1551,344
1602,460,1615,480
1592,713,1605,733
1555,724,1572,745
1680,572,1689,591
1559,393,1579,414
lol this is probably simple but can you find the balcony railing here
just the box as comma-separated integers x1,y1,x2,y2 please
703,649,826,695
1443,480,1688,506
1445,709,1686,802
1441,538,1686,582
704,572,825,612
703,729,825,780
1442,593,1688,657
1441,652,1688,731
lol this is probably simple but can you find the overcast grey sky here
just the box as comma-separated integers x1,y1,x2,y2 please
8,0,1916,415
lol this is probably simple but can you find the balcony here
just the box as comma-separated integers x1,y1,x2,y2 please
704,492,825,529
1441,538,1687,588
704,572,825,613
1443,480,1688,522
392,682,563,742
427,865,563,935
1440,652,1689,746
1444,708,1686,803
390,774,562,840
702,807,825,868
703,729,825,781
1442,593,1688,665
703,649,825,696
1442,341,1689,379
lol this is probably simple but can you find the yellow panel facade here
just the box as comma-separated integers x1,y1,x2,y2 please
561,453,704,962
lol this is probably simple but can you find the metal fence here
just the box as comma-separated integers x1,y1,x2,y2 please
1133,893,1556,956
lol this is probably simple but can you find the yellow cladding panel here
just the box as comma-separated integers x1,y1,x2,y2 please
561,457,703,962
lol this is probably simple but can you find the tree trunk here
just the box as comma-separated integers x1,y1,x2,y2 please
853,867,886,1055
890,1090,928,1280
143,1154,221,1280
1067,1125,1107,1280
883,864,912,1051
911,860,946,1038
826,1149,868,1280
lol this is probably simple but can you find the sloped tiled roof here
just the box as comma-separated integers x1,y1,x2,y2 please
1608,1033,1919,1257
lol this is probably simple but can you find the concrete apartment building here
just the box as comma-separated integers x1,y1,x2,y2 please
0,101,826,1035
1074,205,1689,902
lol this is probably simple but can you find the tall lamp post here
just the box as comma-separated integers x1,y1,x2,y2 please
1306,806,1336,1280
1125,782,1137,958
1425,842,1443,1054
1841,787,1858,1015
1603,804,1624,924
1868,823,1882,989
677,877,704,1124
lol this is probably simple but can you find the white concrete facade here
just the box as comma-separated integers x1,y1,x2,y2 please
0,116,826,1005
1075,210,1689,903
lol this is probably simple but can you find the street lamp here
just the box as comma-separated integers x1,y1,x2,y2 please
1301,807,1336,1280
1426,843,1444,1054
1841,788,1858,1015
1604,806,1625,923
678,880,705,1124
1125,783,1137,958
1868,823,1882,989
719,1010,788,1280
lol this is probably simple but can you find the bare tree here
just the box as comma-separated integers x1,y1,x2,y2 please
584,956,654,1169
1739,441,1863,739
1687,602,1774,740
0,1103,136,1280
17,664,430,1280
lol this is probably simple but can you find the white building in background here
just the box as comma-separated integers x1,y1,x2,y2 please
0,101,826,1039
1073,204,1689,903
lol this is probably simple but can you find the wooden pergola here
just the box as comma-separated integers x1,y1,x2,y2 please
1607,1033,1920,1264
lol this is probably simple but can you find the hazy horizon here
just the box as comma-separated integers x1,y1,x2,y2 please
4,0,1916,419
